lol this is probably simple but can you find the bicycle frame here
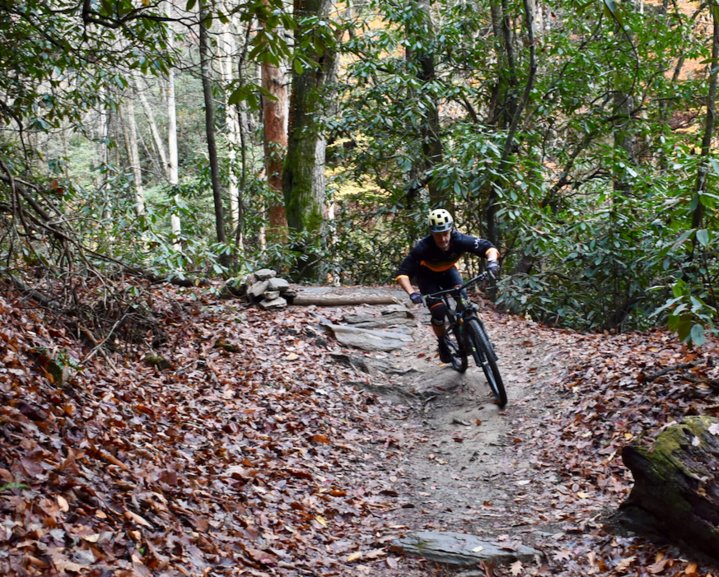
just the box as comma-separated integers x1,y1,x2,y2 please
423,271,507,407
424,272,491,319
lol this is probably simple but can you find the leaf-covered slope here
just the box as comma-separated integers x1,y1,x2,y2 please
0,286,427,576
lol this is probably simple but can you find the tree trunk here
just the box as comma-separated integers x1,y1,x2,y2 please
486,0,536,247
121,97,145,217
405,0,444,207
135,75,168,181
221,19,242,237
199,0,229,262
262,50,289,243
620,416,719,561
260,0,289,245
166,4,182,246
488,0,518,129
283,0,336,281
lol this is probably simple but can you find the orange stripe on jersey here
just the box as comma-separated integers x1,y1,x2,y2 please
420,260,458,273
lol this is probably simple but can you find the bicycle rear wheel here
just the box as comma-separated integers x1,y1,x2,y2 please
446,325,468,373
466,318,507,407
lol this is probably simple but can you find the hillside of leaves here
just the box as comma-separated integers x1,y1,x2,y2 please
503,320,719,576
0,280,440,576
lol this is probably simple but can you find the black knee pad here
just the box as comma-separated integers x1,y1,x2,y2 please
428,301,447,326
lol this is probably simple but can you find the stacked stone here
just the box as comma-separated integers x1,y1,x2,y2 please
235,268,296,309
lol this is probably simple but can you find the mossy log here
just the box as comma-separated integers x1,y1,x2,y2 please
620,416,719,560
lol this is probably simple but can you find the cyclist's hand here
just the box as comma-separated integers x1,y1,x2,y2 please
409,291,423,305
486,261,500,277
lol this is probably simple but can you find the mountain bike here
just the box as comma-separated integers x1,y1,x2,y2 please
424,272,507,408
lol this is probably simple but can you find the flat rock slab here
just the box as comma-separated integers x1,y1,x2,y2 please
292,286,407,306
392,531,542,567
325,324,413,352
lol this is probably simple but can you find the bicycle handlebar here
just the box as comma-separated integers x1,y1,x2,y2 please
423,270,496,301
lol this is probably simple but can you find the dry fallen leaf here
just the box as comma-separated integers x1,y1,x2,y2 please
647,558,668,574
124,510,153,528
615,555,636,572
56,495,69,512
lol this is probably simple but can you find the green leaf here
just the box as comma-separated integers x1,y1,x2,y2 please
228,84,260,110
690,323,705,346
603,0,623,25
696,229,709,247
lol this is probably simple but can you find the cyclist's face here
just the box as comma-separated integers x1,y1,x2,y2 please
432,230,451,251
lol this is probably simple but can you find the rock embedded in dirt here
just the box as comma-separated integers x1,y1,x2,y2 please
324,323,414,352
392,531,542,567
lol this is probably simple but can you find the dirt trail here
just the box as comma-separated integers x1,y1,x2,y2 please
356,300,571,563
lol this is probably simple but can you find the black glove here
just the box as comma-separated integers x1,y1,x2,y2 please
409,291,423,305
486,261,500,277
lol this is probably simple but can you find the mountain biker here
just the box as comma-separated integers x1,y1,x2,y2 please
395,208,500,363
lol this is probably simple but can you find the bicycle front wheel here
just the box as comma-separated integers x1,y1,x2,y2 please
446,324,468,373
466,318,507,408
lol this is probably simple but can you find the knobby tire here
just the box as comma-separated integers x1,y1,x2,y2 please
466,318,507,408
446,324,468,373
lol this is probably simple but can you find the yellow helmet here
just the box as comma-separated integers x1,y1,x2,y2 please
428,209,453,233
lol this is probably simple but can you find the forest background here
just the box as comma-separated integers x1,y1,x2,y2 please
1,0,718,344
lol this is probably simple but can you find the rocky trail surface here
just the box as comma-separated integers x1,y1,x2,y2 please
320,287,719,576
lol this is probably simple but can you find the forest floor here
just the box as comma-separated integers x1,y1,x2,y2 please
1,280,719,576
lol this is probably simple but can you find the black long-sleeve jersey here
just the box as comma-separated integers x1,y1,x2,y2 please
395,230,496,281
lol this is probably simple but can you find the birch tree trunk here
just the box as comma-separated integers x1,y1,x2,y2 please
166,3,181,245
221,19,242,238
96,91,113,247
121,97,145,217
135,75,168,181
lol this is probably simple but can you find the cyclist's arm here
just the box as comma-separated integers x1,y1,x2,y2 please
395,249,421,296
396,274,416,296
455,233,499,263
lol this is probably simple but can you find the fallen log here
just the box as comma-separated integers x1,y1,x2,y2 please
620,416,719,561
